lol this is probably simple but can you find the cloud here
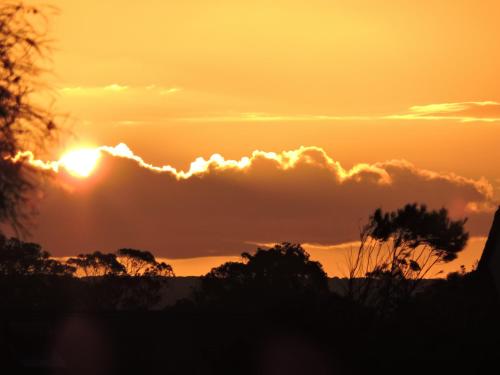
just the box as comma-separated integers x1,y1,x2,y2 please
408,101,498,115
20,144,496,261
103,84,129,92
178,101,500,123
59,84,179,97
159,88,181,95
387,101,500,123
60,84,129,96
56,87,500,126
179,113,373,123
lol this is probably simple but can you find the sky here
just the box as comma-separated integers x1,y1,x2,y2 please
20,0,500,275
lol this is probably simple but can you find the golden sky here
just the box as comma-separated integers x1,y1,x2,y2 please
23,0,500,275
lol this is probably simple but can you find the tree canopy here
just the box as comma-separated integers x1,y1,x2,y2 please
368,203,468,261
117,248,174,277
0,233,74,276
200,242,328,308
67,251,126,277
347,203,469,313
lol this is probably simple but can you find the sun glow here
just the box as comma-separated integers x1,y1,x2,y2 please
59,148,101,178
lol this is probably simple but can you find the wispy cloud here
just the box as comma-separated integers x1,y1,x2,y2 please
60,84,129,96
103,84,129,92
180,112,373,122
60,84,180,97
57,87,500,125
387,101,500,123
408,101,498,115
159,87,181,95
179,101,500,123
114,120,148,126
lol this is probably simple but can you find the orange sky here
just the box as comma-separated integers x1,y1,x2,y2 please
22,0,500,275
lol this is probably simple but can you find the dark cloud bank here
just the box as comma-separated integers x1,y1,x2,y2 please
32,148,495,258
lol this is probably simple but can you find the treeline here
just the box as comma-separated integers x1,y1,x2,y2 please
1,207,499,374
0,235,179,310
0,236,174,278
0,203,493,316
1,233,498,375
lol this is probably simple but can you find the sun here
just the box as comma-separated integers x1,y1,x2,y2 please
59,148,101,178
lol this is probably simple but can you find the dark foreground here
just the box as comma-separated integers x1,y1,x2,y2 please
1,273,499,375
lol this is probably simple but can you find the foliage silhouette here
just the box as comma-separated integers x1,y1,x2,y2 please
0,2,59,232
67,251,126,277
0,234,76,311
64,249,174,310
346,203,468,314
0,233,74,276
199,242,328,310
117,248,174,277
113,248,174,309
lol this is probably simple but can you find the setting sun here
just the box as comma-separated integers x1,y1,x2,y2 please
59,148,101,178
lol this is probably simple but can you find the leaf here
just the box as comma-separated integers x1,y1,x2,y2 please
409,260,421,272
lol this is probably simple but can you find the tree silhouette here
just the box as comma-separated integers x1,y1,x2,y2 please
116,248,174,277
0,2,59,232
113,248,174,309
153,261,175,277
200,242,328,309
0,233,74,276
0,234,76,311
67,251,126,277
64,249,173,310
346,203,468,313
